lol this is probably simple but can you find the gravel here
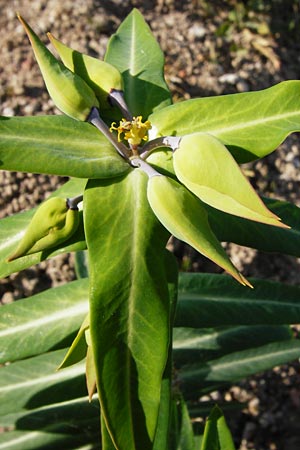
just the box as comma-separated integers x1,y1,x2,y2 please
1,1,300,448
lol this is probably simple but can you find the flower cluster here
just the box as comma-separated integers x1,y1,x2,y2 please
110,116,152,147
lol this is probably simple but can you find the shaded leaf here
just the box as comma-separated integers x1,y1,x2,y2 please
200,405,236,450
0,279,88,363
175,273,300,327
208,196,300,257
105,8,171,118
173,325,292,368
0,349,86,416
180,339,300,397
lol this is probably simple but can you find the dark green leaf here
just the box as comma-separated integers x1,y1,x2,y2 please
105,8,171,118
176,273,300,327
208,196,300,257
180,339,300,397
173,325,292,368
84,169,171,450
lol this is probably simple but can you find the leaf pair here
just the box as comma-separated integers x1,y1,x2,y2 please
18,15,124,120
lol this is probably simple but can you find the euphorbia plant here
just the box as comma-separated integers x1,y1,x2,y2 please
2,8,300,450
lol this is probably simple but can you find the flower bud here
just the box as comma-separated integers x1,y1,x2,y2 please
7,197,80,261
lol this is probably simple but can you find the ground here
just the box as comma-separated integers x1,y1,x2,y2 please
1,1,300,448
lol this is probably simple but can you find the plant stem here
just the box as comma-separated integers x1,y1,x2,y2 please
87,107,131,160
67,195,83,210
139,136,182,159
109,89,133,121
130,157,162,178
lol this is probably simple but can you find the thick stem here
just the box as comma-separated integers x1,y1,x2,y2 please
87,107,131,160
130,157,162,178
139,136,182,159
109,89,133,121
67,195,83,210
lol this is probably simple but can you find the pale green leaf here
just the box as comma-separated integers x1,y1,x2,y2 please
0,178,86,278
149,81,300,162
0,116,130,178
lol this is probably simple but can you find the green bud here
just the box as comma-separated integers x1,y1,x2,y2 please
47,33,124,110
7,197,80,261
18,15,99,121
147,173,252,287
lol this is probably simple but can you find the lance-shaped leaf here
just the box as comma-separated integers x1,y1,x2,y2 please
0,397,100,450
149,80,300,163
147,174,251,287
200,405,236,450
0,279,89,363
18,15,99,120
0,116,130,178
207,196,300,257
175,273,300,327
0,349,86,416
179,339,300,397
48,33,124,109
84,170,171,450
173,132,287,227
105,8,172,118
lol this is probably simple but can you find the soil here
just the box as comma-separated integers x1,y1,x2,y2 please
1,1,300,449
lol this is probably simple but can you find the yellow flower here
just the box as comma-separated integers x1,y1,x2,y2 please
110,116,151,146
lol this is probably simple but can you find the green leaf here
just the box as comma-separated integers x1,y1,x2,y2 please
176,273,300,327
0,279,88,363
173,132,286,227
154,251,179,450
0,349,86,416
147,175,250,287
0,178,86,278
105,8,171,118
174,397,196,450
200,405,236,450
18,15,99,121
84,170,171,450
173,325,292,368
208,196,300,257
180,339,300,397
0,397,99,450
0,116,130,178
149,81,300,162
